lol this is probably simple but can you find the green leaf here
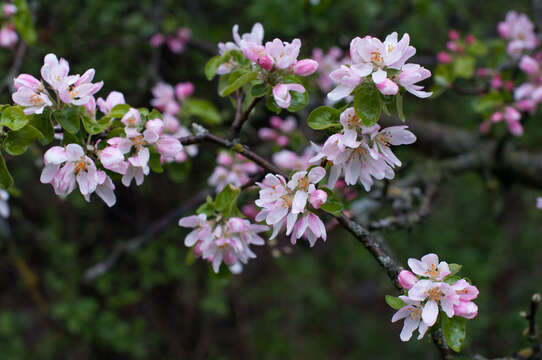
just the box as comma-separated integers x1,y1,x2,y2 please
82,115,111,135
55,107,80,134
287,89,309,112
108,104,131,118
353,81,381,126
265,88,282,114
205,54,226,81
30,110,54,145
13,0,37,44
0,154,13,189
148,151,163,173
219,70,258,97
214,184,241,217
396,93,405,122
441,316,467,352
308,106,341,130
434,64,455,87
319,187,344,216
197,196,216,216
453,56,475,79
3,125,44,155
251,83,268,97
0,106,28,131
385,295,406,310
447,264,462,277
473,92,502,115
183,98,221,125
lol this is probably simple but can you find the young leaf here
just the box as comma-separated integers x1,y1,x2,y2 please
0,154,13,189
447,263,462,277
214,184,241,217
251,83,268,97
385,295,406,310
287,89,309,112
3,125,44,155
205,54,226,81
441,316,467,352
55,107,81,134
0,106,28,131
453,56,475,79
353,81,381,126
30,111,54,145
308,106,341,130
183,98,221,125
108,104,131,118
219,70,258,97
148,151,163,173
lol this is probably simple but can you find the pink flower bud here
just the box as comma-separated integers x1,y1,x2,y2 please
242,204,258,219
498,23,509,38
309,189,327,209
490,112,503,123
270,116,283,129
217,152,233,166
517,99,536,112
491,75,502,89
504,106,520,122
176,27,191,42
437,52,452,64
397,270,418,290
479,121,491,134
14,74,41,90
504,81,514,92
476,68,489,77
507,120,523,136
258,128,277,141
293,59,319,76
453,301,478,319
465,34,475,45
3,4,16,17
376,78,399,95
175,82,194,100
519,55,540,75
276,135,289,146
167,37,184,53
150,33,165,47
258,55,274,71
448,29,460,41
447,41,459,52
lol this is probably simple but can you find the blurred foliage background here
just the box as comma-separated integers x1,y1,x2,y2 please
0,0,541,359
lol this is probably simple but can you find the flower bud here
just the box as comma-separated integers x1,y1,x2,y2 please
293,59,319,76
376,78,399,95
448,29,460,41
258,128,277,141
479,121,491,134
465,34,475,45
504,80,514,92
276,135,289,146
491,75,502,89
270,116,283,129
309,189,327,209
453,301,478,319
175,82,194,100
437,52,452,64
446,41,459,52
519,55,540,75
150,33,165,47
217,152,233,166
397,270,418,290
490,112,503,123
517,99,536,112
14,74,41,90
3,4,17,17
504,106,520,122
258,55,274,71
507,119,523,136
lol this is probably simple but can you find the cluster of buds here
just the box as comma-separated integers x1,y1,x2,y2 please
0,3,18,49
217,23,319,108
437,29,476,64
392,254,479,341
327,32,432,100
150,81,198,163
258,115,297,146
311,107,416,191
498,11,538,58
255,167,328,246
208,151,260,192
12,54,103,115
150,27,191,54
179,214,268,273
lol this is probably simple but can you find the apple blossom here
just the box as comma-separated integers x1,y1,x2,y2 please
408,280,460,325
12,86,52,115
3,4,17,17
407,253,451,281
0,25,17,48
208,152,259,191
272,83,306,108
97,91,126,114
150,82,179,115
498,11,537,57
391,296,430,341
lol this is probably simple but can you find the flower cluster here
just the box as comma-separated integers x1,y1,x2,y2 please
208,151,260,192
217,23,318,108
437,29,477,64
258,115,297,146
150,27,191,54
150,81,198,163
179,214,268,273
255,167,328,246
311,107,416,191
498,11,538,58
391,254,479,341
328,32,432,101
0,3,18,49
312,47,347,93
12,53,103,115
98,108,184,187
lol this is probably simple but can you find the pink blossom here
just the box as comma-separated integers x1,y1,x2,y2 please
448,29,460,41
13,74,42,91
150,82,178,114
498,11,538,57
312,47,344,92
121,108,142,137
99,146,128,175
273,147,317,171
407,253,451,281
208,151,259,191
149,33,165,47
257,55,274,71
446,41,459,52
3,4,17,17
491,75,502,90
376,78,399,95
97,91,126,114
272,83,306,108
537,197,542,209
519,55,540,75
308,189,327,209
437,52,452,64
177,27,191,42
293,59,319,76
59,68,103,106
85,170,116,207
465,34,476,45
12,86,52,115
41,54,77,91
398,270,418,290
174,82,194,101
167,37,185,53
408,280,460,325
0,26,17,48
264,38,301,69
391,296,429,341
453,301,478,319
398,64,432,98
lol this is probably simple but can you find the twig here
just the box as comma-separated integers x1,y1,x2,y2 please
229,96,262,141
526,293,541,358
83,188,211,281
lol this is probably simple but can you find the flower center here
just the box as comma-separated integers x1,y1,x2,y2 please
74,160,88,175
427,287,444,302
30,94,44,105
280,194,293,207
298,177,309,190
424,264,440,278
409,307,422,319
370,51,383,64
